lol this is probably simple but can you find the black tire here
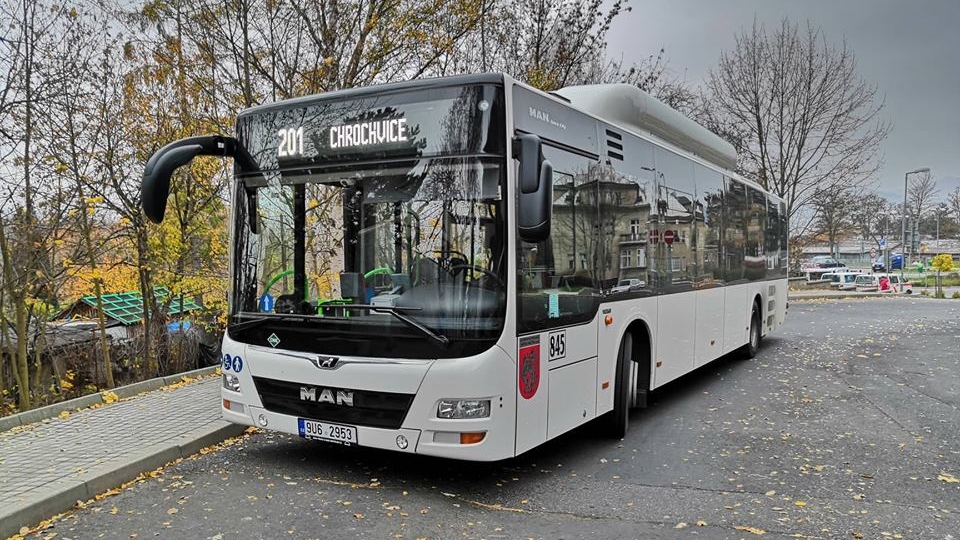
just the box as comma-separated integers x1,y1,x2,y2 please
742,303,761,359
606,333,632,439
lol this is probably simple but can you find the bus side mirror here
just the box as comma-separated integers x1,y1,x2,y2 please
514,134,552,243
142,135,249,225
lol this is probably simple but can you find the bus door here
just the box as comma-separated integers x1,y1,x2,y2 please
515,145,601,453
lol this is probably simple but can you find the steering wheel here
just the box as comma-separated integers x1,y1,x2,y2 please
449,264,504,289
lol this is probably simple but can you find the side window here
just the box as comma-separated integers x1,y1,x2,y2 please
723,177,747,282
745,186,767,280
766,196,787,279
779,201,789,274
611,135,655,295
596,164,647,290
651,146,696,290
517,145,599,332
694,164,724,286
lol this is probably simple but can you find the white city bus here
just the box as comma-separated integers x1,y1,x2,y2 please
142,73,788,461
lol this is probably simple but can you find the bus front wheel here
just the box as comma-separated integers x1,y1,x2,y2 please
605,333,633,439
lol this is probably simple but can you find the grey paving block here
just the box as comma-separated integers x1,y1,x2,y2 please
0,366,219,434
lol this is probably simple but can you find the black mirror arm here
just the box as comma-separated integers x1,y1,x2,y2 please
141,135,248,224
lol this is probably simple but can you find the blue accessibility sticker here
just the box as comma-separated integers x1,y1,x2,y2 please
232,356,244,373
222,354,233,371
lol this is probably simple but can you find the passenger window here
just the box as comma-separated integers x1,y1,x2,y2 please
517,145,599,332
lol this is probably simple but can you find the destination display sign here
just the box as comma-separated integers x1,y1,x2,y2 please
328,117,409,149
236,84,504,171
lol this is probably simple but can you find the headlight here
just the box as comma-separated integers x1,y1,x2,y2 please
223,373,241,392
437,399,490,419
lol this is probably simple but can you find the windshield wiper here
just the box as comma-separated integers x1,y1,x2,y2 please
228,313,323,333
338,304,450,347
229,306,450,347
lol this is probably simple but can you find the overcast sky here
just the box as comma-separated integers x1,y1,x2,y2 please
607,0,960,203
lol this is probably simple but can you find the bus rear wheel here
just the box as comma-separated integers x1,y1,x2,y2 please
741,303,761,359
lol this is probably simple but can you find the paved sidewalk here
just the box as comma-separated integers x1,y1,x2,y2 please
0,373,244,539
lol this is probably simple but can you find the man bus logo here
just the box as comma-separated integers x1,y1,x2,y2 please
299,386,355,407
311,356,339,369
518,336,540,399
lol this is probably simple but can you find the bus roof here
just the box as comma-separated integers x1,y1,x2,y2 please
237,73,506,119
555,84,737,171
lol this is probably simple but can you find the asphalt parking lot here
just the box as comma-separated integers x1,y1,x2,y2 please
24,297,960,540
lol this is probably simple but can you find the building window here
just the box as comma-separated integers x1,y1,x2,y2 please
621,250,631,269
637,249,647,268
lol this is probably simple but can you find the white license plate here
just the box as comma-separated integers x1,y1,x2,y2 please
297,418,358,445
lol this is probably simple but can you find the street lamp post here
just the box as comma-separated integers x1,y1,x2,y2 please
902,167,930,283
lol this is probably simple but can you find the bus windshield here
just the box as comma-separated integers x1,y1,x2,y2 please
229,156,507,359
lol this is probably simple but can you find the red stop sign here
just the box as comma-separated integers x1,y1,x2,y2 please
663,229,675,246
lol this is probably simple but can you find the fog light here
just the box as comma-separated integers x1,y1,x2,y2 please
257,414,268,427
396,435,409,450
223,373,241,392
437,399,491,419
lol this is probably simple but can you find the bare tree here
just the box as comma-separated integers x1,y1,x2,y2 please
949,187,960,227
906,170,938,227
440,0,629,91
703,18,890,233
848,192,892,249
810,186,856,258
591,48,696,112
0,0,83,409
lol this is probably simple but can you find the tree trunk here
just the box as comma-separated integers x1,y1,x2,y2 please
136,224,157,376
15,302,31,410
92,279,115,387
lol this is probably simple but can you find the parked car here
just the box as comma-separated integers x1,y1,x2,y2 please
810,255,844,268
854,273,913,293
872,254,904,272
821,270,861,290
611,278,645,293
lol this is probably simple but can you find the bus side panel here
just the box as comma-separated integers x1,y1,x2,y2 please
766,280,787,335
723,284,749,355
547,357,598,439
694,287,726,368
653,292,696,388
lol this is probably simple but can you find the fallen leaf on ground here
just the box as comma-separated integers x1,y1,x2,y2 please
734,525,766,535
937,472,959,484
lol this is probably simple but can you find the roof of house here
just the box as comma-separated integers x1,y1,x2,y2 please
73,286,202,325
